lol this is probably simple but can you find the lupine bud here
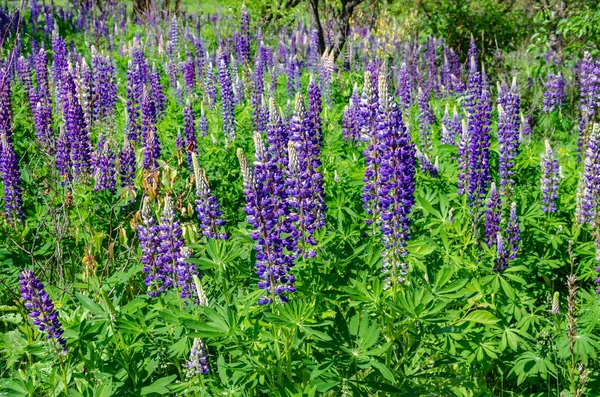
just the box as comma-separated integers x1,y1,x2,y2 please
551,291,560,315
19,269,67,352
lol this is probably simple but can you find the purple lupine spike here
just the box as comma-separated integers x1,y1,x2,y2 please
51,30,68,107
580,124,600,226
465,55,482,116
31,48,54,152
16,56,32,94
63,70,92,180
167,15,179,59
56,126,71,183
218,51,235,144
342,83,361,143
19,269,67,352
183,100,198,169
467,86,492,207
77,59,94,132
175,81,184,107
157,196,184,284
138,198,170,297
396,62,412,109
119,136,136,189
176,246,198,300
441,49,452,96
93,137,116,193
376,80,416,287
203,62,217,110
91,48,117,121
126,61,141,142
361,71,381,226
192,154,227,240
308,78,322,142
0,135,23,219
307,29,320,73
0,66,13,143
440,104,456,145
252,56,265,132
183,57,196,94
506,202,520,261
416,147,438,177
286,56,298,97
450,106,461,144
199,106,208,137
185,338,209,377
233,72,245,105
266,97,289,170
497,78,521,196
319,50,334,105
494,232,508,272
176,131,185,159
150,64,166,117
287,93,326,256
484,182,501,248
141,86,161,171
239,4,251,64
543,73,565,113
417,87,435,151
425,37,439,97
541,140,560,214
238,143,295,305
457,119,470,195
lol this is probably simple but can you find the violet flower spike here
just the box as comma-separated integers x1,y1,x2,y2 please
19,269,67,353
540,140,560,214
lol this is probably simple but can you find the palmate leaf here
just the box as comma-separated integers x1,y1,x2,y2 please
509,351,557,385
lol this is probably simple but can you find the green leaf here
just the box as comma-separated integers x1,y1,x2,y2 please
140,375,177,395
462,310,499,325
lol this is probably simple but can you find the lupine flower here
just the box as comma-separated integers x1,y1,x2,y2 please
440,105,454,145
543,73,565,113
238,144,295,304
266,97,289,171
457,120,470,195
287,93,326,255
320,50,334,105
465,54,482,116
0,67,13,142
183,101,198,168
126,61,141,142
31,48,54,152
157,196,184,286
19,269,67,353
63,70,92,180
396,62,411,109
580,123,600,226
51,31,68,107
185,338,209,377
199,106,209,137
342,84,361,143
484,183,501,247
494,232,508,272
119,136,136,189
91,48,117,121
308,78,322,142
167,16,179,59
376,80,416,287
239,4,251,64
425,37,439,97
93,136,116,193
416,148,438,177
497,79,521,196
0,135,23,219
467,86,492,207
176,246,198,300
183,57,196,94
138,198,171,297
141,87,161,170
150,64,166,117
506,202,520,260
218,51,236,143
192,153,227,240
417,87,435,151
541,140,560,213
361,71,381,226
204,62,217,110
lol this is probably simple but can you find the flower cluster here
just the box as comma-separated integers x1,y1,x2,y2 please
19,269,67,353
543,73,565,113
93,135,117,193
361,71,381,226
218,50,236,143
484,183,502,248
580,123,600,226
185,338,209,377
192,153,227,240
540,140,560,214
497,79,520,196
342,84,361,143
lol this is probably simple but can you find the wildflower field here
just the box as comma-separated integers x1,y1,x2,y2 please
1,0,600,395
